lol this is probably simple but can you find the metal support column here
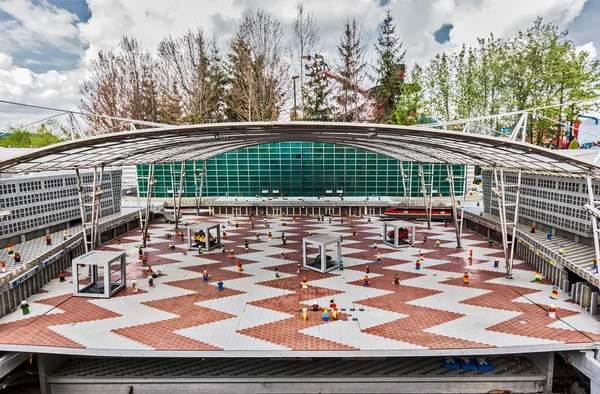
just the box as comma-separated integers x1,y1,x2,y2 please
174,162,186,229
194,160,207,216
134,166,143,230
583,174,600,268
418,163,434,229
458,165,469,241
75,166,103,253
141,164,155,248
399,161,408,205
492,168,522,278
445,164,462,248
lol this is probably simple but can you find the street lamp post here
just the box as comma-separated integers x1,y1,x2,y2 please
292,75,300,120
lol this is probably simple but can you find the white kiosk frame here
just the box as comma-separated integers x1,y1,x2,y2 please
72,251,126,299
383,220,415,249
302,235,342,273
187,223,221,251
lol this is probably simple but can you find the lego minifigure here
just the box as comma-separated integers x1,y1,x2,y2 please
13,253,21,263
533,271,542,283
340,218,344,224
363,275,370,287
20,301,29,315
322,309,329,321
493,259,499,269
256,233,260,241
138,247,143,257
63,231,68,240
312,301,319,311
281,233,285,241
339,261,344,270
251,222,255,229
547,305,557,319
131,280,137,292
301,277,308,289
275,268,280,278
444,222,448,228
221,245,226,253
393,273,400,285
268,232,272,241
58,271,65,282
101,245,106,251
146,234,151,241
217,279,224,291
365,264,370,274
45,235,52,246
415,260,421,270
235,222,239,229
423,236,428,244
141,256,148,267
328,217,332,224
435,239,441,247
168,244,175,249
229,250,235,259
419,250,424,260
463,272,470,285
550,285,559,299
203,270,210,281
546,230,552,241
372,242,378,250
559,245,565,256
6,244,14,255
222,232,227,240
297,263,301,274
469,250,473,261
376,253,382,263
531,224,536,233
488,239,493,248
339,235,343,243
165,233,172,238
0,260,5,273
408,241,413,248
593,258,598,271
117,240,121,247
244,240,249,249
148,275,154,287
292,216,296,222
329,299,336,309
309,231,313,236
302,308,308,321
367,217,371,223
352,229,357,236
282,237,287,245
237,261,243,271
332,306,338,321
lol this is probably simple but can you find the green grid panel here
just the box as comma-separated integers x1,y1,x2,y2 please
137,142,466,198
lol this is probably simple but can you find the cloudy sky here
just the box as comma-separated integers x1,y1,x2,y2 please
0,0,598,130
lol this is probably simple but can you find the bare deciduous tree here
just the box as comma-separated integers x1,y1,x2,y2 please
291,3,320,110
226,9,289,121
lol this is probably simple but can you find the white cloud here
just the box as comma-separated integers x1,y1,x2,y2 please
0,0,597,129
576,41,598,59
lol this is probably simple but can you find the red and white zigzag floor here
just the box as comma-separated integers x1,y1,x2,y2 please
0,215,598,356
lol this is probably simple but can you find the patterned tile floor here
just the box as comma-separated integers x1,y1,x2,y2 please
0,215,599,355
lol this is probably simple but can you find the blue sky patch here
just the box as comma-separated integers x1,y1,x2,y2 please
433,24,453,44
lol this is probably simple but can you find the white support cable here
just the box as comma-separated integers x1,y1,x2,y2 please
509,112,528,141
174,161,186,229
585,174,600,270
418,96,600,128
399,161,408,205
141,164,155,248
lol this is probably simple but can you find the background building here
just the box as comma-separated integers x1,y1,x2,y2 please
137,142,466,199
0,169,122,247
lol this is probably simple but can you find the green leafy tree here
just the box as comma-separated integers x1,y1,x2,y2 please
389,64,430,125
0,124,67,148
373,9,405,121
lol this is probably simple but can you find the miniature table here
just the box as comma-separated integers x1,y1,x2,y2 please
382,220,415,249
72,251,126,299
302,234,342,273
187,223,221,251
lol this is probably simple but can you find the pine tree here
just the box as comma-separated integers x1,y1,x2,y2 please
373,9,405,121
303,69,333,121
334,18,367,122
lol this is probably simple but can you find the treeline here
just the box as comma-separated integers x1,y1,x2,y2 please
80,6,600,146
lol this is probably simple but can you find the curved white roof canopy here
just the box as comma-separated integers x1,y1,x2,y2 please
0,122,599,177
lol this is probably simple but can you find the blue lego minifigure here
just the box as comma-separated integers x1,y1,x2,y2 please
217,279,224,291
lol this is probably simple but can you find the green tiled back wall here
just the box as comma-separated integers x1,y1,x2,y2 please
137,142,465,198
